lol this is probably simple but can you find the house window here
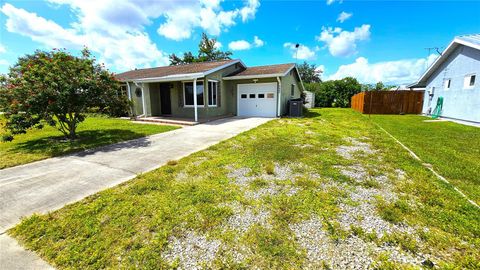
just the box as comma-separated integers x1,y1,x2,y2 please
443,79,451,90
464,74,476,89
291,84,295,96
183,81,204,106
241,94,247,99
249,94,255,98
258,93,265,98
208,80,218,106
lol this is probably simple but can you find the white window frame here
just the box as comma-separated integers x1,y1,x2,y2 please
443,79,451,90
207,80,218,107
463,74,476,89
183,80,205,107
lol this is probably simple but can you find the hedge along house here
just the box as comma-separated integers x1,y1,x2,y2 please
115,59,304,124
409,34,480,123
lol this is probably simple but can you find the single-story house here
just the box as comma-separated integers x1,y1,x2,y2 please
115,59,304,123
408,34,480,123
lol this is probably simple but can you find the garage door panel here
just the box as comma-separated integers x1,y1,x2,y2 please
238,83,277,117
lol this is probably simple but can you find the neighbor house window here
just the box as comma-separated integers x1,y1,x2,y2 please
208,80,218,106
464,74,476,89
443,79,451,90
291,84,295,96
183,81,204,106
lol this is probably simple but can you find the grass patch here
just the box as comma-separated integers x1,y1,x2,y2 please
9,109,480,269
369,114,480,205
0,115,178,168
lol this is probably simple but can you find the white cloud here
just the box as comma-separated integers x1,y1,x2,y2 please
316,24,371,57
0,44,6,53
315,65,325,74
253,36,264,47
284,43,317,60
229,40,251,50
240,0,260,22
327,54,439,84
326,0,343,5
45,0,259,40
214,41,222,49
157,0,259,40
228,36,264,51
337,11,352,23
0,3,169,71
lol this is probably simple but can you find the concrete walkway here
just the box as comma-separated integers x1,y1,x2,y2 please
0,117,271,269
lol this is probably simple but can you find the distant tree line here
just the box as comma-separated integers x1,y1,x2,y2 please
297,61,397,108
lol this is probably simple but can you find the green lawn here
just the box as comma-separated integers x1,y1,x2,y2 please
10,109,479,269
0,116,179,169
369,114,480,205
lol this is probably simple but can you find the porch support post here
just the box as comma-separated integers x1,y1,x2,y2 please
126,82,134,117
141,83,147,118
276,76,282,117
193,78,198,122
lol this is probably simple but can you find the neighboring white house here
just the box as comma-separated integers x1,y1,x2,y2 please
409,34,480,123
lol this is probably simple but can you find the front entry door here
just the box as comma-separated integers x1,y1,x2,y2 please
160,83,171,115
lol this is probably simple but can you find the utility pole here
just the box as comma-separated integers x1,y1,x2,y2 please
295,43,300,64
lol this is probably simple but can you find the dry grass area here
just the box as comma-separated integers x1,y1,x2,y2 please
10,109,479,269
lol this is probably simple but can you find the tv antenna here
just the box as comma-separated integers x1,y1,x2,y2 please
424,47,443,68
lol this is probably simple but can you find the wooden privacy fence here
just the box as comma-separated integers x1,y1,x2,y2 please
351,91,424,114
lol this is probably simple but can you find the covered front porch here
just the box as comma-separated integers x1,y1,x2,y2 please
125,74,234,123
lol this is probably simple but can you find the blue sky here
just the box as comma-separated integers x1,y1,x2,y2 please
0,0,479,84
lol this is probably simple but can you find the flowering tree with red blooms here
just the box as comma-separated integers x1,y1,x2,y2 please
0,48,128,141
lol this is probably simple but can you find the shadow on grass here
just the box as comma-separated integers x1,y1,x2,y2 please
304,110,322,118
12,129,152,157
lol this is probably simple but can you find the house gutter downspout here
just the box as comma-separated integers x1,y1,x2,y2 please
126,81,134,117
141,83,147,118
276,76,282,117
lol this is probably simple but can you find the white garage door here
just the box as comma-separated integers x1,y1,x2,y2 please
237,83,277,117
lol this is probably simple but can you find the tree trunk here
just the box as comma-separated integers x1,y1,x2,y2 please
66,120,77,140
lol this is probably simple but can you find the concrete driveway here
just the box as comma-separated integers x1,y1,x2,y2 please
0,116,272,269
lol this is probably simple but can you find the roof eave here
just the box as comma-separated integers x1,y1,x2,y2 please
131,72,205,83
223,73,285,80
118,59,243,83
415,37,480,86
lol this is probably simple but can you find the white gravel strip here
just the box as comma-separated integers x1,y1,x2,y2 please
163,231,221,270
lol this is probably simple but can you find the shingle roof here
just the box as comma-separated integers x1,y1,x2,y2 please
457,34,480,47
115,59,239,81
227,63,295,77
